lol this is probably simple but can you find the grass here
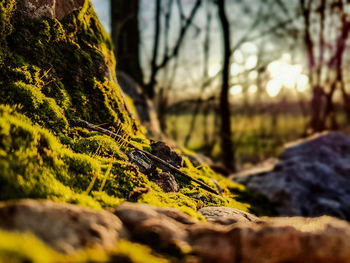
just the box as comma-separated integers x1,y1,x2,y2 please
167,111,309,168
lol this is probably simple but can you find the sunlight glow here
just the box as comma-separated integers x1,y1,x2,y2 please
231,64,243,75
296,74,309,92
245,55,258,70
267,55,308,97
230,85,243,95
209,63,221,77
266,80,281,97
249,85,258,93
242,42,257,54
234,51,244,63
249,71,258,80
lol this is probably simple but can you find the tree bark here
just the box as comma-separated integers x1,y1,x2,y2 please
215,0,235,171
111,0,144,86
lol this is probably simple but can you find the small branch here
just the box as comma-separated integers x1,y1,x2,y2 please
70,119,220,196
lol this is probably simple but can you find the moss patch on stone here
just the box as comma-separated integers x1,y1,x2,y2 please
0,230,168,263
0,0,254,220
0,230,59,263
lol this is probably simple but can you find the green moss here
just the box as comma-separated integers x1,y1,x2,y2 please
0,1,265,261
0,0,142,138
0,105,103,208
0,230,168,263
111,240,169,263
140,186,205,221
0,230,59,263
72,135,128,159
0,0,254,220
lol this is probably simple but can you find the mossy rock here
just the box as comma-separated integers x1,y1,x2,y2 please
0,229,168,263
0,1,269,261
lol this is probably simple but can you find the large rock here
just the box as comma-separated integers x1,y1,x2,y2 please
0,200,128,253
18,0,85,19
235,132,350,219
2,200,350,262
199,206,261,225
113,202,196,254
114,202,350,263
189,216,350,263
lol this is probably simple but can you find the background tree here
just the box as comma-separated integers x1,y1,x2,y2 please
111,0,144,85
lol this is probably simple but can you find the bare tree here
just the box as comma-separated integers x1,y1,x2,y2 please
213,0,235,171
300,0,350,132
145,0,202,99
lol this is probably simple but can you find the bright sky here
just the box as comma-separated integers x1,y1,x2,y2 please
91,1,309,99
266,54,309,97
209,51,309,99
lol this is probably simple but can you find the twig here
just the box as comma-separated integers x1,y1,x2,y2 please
70,119,220,196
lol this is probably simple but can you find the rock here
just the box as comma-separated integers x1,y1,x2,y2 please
113,202,350,263
236,132,350,220
154,207,198,225
113,202,195,254
117,71,162,138
198,207,261,225
150,172,179,192
0,200,128,253
128,151,179,192
189,216,350,263
3,200,350,262
151,141,183,169
18,0,85,19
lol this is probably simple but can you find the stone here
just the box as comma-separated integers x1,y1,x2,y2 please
154,207,198,225
0,200,128,253
113,202,195,254
128,151,179,192
198,207,261,225
235,132,350,220
150,172,179,193
18,0,85,20
3,200,350,262
113,202,350,263
151,141,183,169
189,216,350,263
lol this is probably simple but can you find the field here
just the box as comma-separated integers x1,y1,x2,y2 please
167,112,309,169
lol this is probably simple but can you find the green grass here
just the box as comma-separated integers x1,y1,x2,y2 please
167,112,309,167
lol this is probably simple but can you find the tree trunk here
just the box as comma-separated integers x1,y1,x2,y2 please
215,0,235,171
111,0,144,86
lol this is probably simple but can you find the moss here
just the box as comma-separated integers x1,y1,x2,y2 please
0,0,255,221
72,135,128,159
0,105,144,208
0,105,103,209
0,1,265,261
140,186,205,221
0,230,168,263
0,0,142,138
111,240,169,263
0,230,59,263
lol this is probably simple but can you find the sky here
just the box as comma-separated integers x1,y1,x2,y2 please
91,0,110,34
91,0,310,100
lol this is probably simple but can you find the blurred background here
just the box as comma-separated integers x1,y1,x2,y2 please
91,0,350,171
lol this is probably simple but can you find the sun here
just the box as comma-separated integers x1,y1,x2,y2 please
266,57,309,97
